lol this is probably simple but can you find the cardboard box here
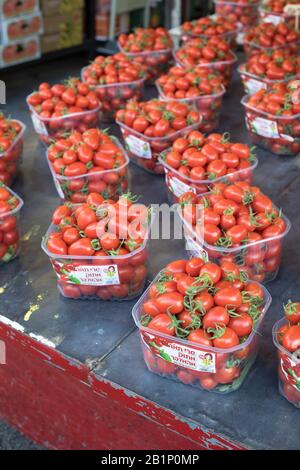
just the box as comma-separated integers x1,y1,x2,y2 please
43,9,83,35
95,12,129,40
41,31,84,54
40,0,84,16
0,11,43,44
0,0,39,19
0,35,41,67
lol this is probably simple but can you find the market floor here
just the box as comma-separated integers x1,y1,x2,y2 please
0,420,41,450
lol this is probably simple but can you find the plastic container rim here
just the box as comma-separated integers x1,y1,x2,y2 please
133,269,272,354
0,184,24,218
0,120,26,158
178,193,291,254
238,64,300,84
272,317,300,365
118,42,174,58
158,148,258,186
241,94,300,121
46,135,130,182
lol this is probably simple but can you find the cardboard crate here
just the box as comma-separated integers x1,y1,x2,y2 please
40,0,84,16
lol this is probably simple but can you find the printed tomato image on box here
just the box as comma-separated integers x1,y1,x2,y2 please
133,259,272,393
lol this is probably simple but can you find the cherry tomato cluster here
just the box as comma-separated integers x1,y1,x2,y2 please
45,193,150,300
118,28,174,81
263,0,299,14
181,16,237,43
175,37,236,89
139,257,269,392
82,53,145,119
214,0,260,32
27,78,101,144
274,301,300,407
241,49,300,83
116,99,201,174
244,81,300,155
180,181,289,283
0,184,22,264
47,128,128,202
244,22,300,57
0,113,25,186
161,131,256,203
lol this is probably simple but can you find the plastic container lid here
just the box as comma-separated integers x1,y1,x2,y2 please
133,269,272,355
0,120,26,158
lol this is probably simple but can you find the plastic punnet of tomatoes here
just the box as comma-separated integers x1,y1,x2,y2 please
26,78,102,145
0,183,23,264
117,28,174,82
156,66,226,133
0,114,26,186
243,22,300,58
41,193,152,301
174,37,237,90
214,0,260,33
180,16,238,49
81,53,146,121
178,181,291,283
273,302,300,408
242,81,300,156
116,99,202,175
259,0,300,26
47,129,129,202
158,132,258,204
132,258,272,393
238,49,300,95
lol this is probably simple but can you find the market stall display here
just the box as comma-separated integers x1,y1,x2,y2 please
179,181,291,283
273,301,300,408
116,99,202,175
27,78,101,145
242,80,300,155
81,53,146,121
42,193,151,300
118,27,174,81
174,36,237,89
0,183,23,264
133,257,272,393
158,131,258,203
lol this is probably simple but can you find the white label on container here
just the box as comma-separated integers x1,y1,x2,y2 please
280,133,294,142
124,133,152,159
31,113,48,136
53,262,120,286
249,117,280,138
142,332,216,373
168,176,196,197
263,14,282,25
245,78,266,95
185,235,208,261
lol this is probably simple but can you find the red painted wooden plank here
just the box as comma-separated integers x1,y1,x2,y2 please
0,322,246,450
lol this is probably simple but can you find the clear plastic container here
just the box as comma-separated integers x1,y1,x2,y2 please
238,64,300,95
26,94,101,146
181,29,238,50
132,270,272,394
174,51,238,90
243,37,300,58
118,43,174,82
241,94,300,156
46,136,130,202
158,150,258,204
156,82,226,134
259,7,293,25
81,66,145,121
117,118,203,175
0,185,24,264
178,196,291,284
214,0,260,32
273,318,300,408
41,217,151,301
0,120,26,186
